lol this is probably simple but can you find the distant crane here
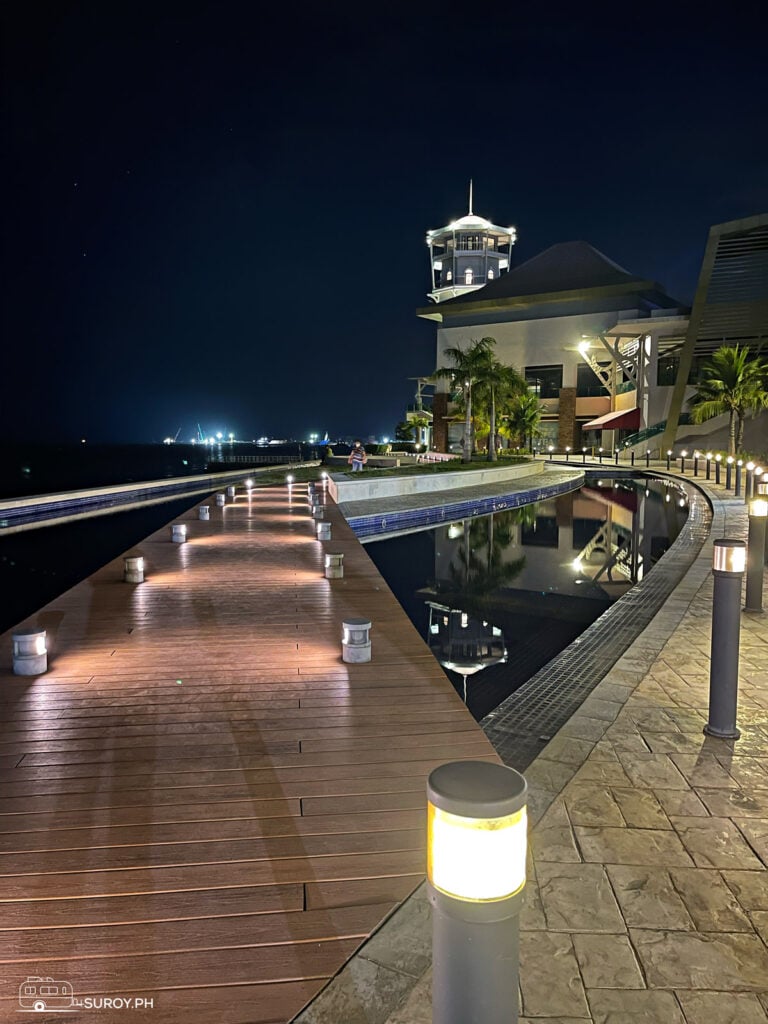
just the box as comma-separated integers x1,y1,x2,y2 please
173,427,181,443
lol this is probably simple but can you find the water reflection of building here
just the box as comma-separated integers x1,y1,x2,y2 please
426,602,507,701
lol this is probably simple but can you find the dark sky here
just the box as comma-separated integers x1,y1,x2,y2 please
3,3,767,444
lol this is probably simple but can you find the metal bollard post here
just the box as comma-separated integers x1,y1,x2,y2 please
325,553,344,579
715,456,722,485
735,462,743,497
725,458,733,491
706,453,712,480
666,450,672,471
316,521,331,540
171,524,187,543
341,618,372,663
216,493,226,507
745,463,755,503
693,452,700,477
12,628,48,675
227,486,236,498
645,450,650,468
428,761,527,1024
704,540,746,740
745,501,767,613
614,450,619,465
631,451,635,466
198,506,210,521
582,448,587,464
124,556,144,583
680,451,687,474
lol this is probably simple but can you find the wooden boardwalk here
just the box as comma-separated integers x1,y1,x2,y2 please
0,483,498,1023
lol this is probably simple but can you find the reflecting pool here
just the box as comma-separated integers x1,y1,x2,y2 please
365,475,689,720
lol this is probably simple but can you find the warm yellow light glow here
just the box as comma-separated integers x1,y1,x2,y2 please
428,803,527,901
747,462,755,471
715,455,722,462
750,499,768,518
727,456,734,464
572,558,583,572
682,450,688,457
713,544,746,573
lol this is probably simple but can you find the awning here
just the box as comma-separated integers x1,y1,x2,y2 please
582,408,640,431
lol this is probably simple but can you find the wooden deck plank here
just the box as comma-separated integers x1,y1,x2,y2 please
0,485,499,1021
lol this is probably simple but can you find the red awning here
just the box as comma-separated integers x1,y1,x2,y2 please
582,408,640,431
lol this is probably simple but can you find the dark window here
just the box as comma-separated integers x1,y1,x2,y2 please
577,362,610,397
525,364,563,399
657,353,679,386
521,516,559,548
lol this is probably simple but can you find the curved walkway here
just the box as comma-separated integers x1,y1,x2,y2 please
295,470,768,1024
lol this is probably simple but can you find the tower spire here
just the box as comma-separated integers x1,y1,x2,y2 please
468,179,473,216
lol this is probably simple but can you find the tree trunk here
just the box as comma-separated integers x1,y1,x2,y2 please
729,410,737,457
463,390,473,463
736,412,745,454
487,385,497,462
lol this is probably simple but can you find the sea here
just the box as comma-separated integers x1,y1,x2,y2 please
0,442,317,633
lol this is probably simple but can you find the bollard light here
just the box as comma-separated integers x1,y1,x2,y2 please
726,456,733,490
428,760,527,1024
325,552,344,579
312,505,325,520
680,450,688,473
598,446,604,463
582,447,587,464
216,493,226,507
124,556,144,583
630,450,635,465
198,505,210,521
745,500,768,613
548,445,554,460
227,485,236,498
614,449,619,464
12,628,47,676
316,521,331,540
666,449,672,471
342,617,372,663
321,472,329,492
706,452,713,480
171,524,187,543
693,450,700,476
645,449,651,468
565,446,571,459
715,454,722,485
705,539,746,740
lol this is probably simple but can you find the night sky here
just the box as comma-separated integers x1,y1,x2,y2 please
3,4,766,444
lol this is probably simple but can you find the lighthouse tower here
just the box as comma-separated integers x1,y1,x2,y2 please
426,182,517,303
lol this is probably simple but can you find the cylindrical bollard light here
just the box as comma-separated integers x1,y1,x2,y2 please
680,450,687,474
726,457,733,490
124,556,144,583
614,449,619,464
548,445,553,460
12,628,47,676
216,493,226,507
666,449,672,471
341,617,371,663
171,524,187,543
630,450,635,466
693,451,700,477
198,505,210,521
565,446,571,460
759,480,768,565
745,500,767,613
325,553,344,579
321,472,329,492
715,455,722,485
706,452,712,480
645,450,650,468
704,539,746,740
745,462,755,503
316,521,331,540
582,447,587,464
428,760,527,1024
598,447,604,463
735,461,743,497
227,485,236,498
312,505,325,520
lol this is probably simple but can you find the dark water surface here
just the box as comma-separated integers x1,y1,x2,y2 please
365,476,689,720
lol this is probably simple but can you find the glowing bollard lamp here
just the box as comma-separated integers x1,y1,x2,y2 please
325,553,344,579
316,521,331,540
124,556,144,583
198,505,210,521
725,456,734,490
714,454,722,485
735,461,743,497
704,539,746,740
745,500,767,613
171,524,187,543
216,493,226,507
428,760,527,1024
12,628,48,676
227,485,236,498
341,617,371,663
705,452,712,480
666,449,672,471
312,504,325,521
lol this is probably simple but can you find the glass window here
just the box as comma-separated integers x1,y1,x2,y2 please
525,364,562,399
577,362,610,397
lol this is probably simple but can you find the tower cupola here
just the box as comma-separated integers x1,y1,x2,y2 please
426,182,516,303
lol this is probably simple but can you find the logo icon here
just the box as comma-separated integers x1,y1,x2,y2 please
18,976,78,1013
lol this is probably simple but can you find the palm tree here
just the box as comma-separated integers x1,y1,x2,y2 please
688,345,768,456
474,356,527,462
502,391,545,450
433,337,496,462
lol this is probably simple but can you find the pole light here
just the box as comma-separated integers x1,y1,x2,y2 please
598,446,604,463
693,451,700,476
745,500,767,613
548,445,554,460
565,446,570,460
666,449,672,471
680,450,687,473
704,539,746,740
735,460,743,497
428,760,527,1024
645,449,650,468
582,447,587,464
726,456,733,490
631,450,635,466
745,462,755,502
715,454,722,485
705,452,712,480
614,449,619,465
